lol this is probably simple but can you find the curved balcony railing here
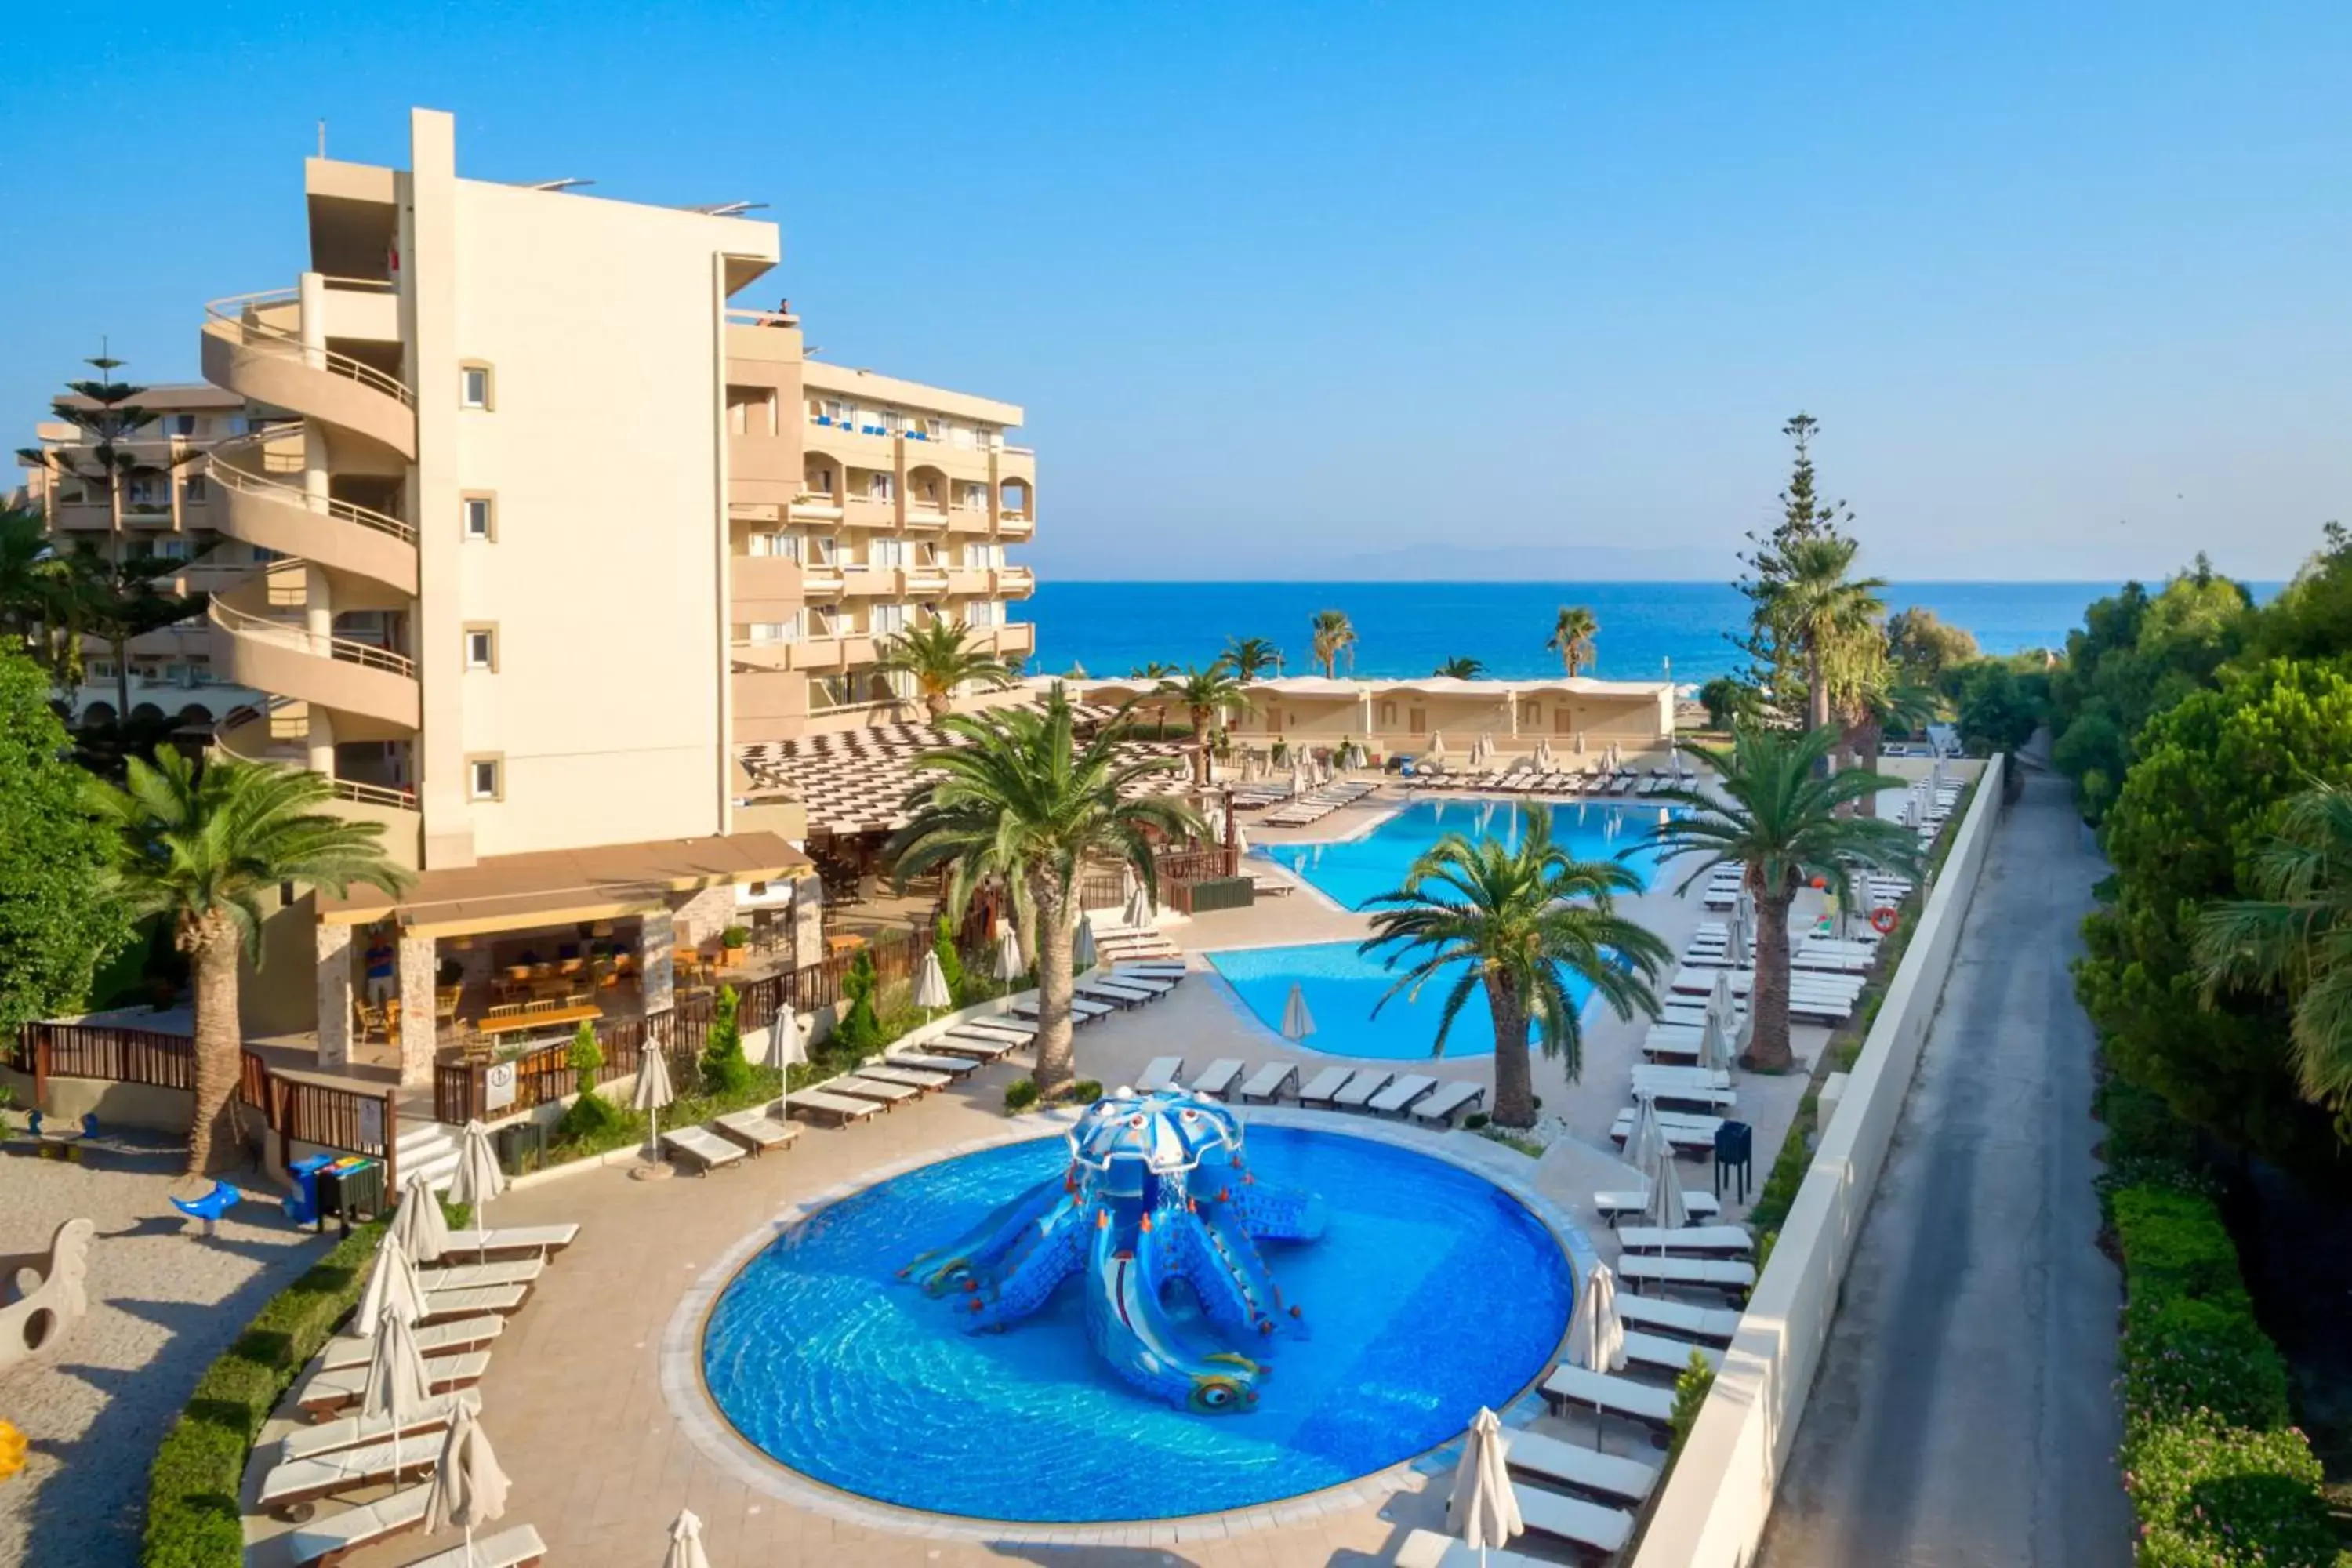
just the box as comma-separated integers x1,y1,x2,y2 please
201,285,416,461
206,437,419,596
209,437,413,542
212,701,419,809
202,288,412,405
210,599,416,677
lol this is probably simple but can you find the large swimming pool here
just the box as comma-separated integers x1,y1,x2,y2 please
700,1126,1573,1523
1256,795,1681,912
1210,939,1595,1058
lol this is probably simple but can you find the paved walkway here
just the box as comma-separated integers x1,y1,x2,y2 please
0,1138,327,1567
1758,759,2133,1568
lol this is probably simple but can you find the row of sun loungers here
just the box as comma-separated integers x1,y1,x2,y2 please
1258,781,1378,827
1131,1056,1490,1126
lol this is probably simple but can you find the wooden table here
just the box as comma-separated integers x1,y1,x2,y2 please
826,933,866,956
477,1004,603,1037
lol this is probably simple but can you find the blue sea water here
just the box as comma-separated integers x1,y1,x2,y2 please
699,1127,1573,1523
1016,579,2120,684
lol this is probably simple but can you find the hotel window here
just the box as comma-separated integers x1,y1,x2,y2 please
964,601,1000,629
1522,699,1541,725
153,537,193,561
748,615,803,644
459,363,494,410
183,474,209,503
869,539,906,568
866,473,894,502
747,532,800,561
1380,702,1396,726
462,626,498,671
871,604,907,637
806,466,836,497
467,757,503,801
167,413,198,437
1555,709,1575,735
961,483,988,510
461,494,495,541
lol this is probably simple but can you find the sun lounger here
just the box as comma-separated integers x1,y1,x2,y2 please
789,1088,884,1126
832,1075,920,1109
1094,971,1177,995
886,1050,978,1076
1628,1074,1738,1111
415,1258,543,1294
285,1483,431,1566
1410,1080,1486,1125
1541,1363,1678,1428
321,1316,503,1373
1614,1253,1757,1299
1112,960,1187,978
413,1284,528,1323
1238,1062,1298,1102
1332,1068,1394,1109
711,1108,800,1154
1616,1223,1755,1258
1012,995,1113,1022
1367,1073,1439,1115
1455,1480,1634,1559
437,1223,579,1261
1610,1107,1724,1153
297,1351,491,1417
965,1013,1040,1036
262,1432,445,1514
1296,1066,1353,1108
857,1063,953,1093
1501,1426,1661,1505
1623,1328,1727,1378
1614,1290,1742,1345
1073,981,1149,1007
661,1124,749,1174
396,1523,547,1568
1136,1056,1185,1093
1395,1527,1551,1568
1190,1058,1245,1097
1592,1188,1722,1227
281,1393,480,1462
935,1030,1021,1062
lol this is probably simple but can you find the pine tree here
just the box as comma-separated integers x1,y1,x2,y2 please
1733,414,1859,724
699,984,750,1095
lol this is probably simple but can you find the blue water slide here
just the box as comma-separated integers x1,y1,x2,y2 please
1084,1206,1262,1414
964,1192,1089,1331
897,1178,1071,1297
1183,1206,1309,1341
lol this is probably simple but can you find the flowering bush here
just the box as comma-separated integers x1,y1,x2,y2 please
2122,1415,2338,1568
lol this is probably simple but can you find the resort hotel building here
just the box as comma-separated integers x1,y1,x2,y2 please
16,107,1039,1084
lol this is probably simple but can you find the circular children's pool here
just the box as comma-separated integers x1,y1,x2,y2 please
699,1125,1573,1523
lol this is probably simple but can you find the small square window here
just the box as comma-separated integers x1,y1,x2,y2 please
459,365,493,409
468,758,502,800
462,495,495,540
463,626,497,670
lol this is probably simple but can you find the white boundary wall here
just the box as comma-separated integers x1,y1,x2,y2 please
1632,752,2008,1567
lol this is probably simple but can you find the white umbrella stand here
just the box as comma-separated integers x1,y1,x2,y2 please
425,1404,510,1568
762,1005,801,1120
1073,916,1098,972
1280,983,1316,1044
447,1120,506,1260
663,1508,713,1568
1447,1406,1523,1564
362,1300,430,1487
993,922,1025,984
913,949,953,1012
357,1232,427,1335
390,1172,449,1268
1566,1261,1628,1445
631,1041,677,1183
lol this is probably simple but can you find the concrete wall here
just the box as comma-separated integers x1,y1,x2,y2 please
1629,753,2007,1568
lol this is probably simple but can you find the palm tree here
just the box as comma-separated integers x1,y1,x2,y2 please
887,690,1199,1098
871,618,1017,720
87,750,412,1183
1433,655,1484,679
1127,661,1178,680
1222,636,1282,683
1156,664,1249,786
1830,641,1942,815
1766,536,1886,731
1547,605,1599,677
1309,609,1356,678
1644,724,1918,1072
1360,804,1671,1127
2194,786,2352,1113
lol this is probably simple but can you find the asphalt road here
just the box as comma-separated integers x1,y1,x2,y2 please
1757,759,2133,1568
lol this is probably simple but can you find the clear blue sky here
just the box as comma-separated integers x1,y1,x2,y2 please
6,2,2347,581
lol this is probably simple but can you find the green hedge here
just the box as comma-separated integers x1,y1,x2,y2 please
2111,1182,2343,1566
143,1221,385,1568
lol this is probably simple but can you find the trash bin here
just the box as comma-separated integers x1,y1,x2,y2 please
314,1156,385,1237
1713,1120,1755,1204
492,1120,546,1177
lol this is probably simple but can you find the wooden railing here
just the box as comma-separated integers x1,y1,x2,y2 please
272,1076,398,1192
1077,848,1239,916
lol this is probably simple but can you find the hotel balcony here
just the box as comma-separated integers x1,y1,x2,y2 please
730,554,805,625
786,495,844,524
996,510,1035,538
730,664,811,744
803,418,898,465
905,503,949,532
994,565,1036,599
731,633,880,673
843,495,896,532
209,598,420,733
728,431,803,508
985,622,1036,659
943,568,991,597
209,438,419,595
946,503,995,535
903,564,951,597
214,703,422,869
201,288,416,465
838,565,897,599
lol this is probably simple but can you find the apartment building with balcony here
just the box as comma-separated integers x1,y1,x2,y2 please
169,107,1036,1083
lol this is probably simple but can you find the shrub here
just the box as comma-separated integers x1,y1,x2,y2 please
1068,1079,1102,1104
557,1085,621,1144
1004,1080,1040,1113
2122,1294,2292,1432
720,924,750,949
2111,1187,2250,1307
699,985,751,1097
144,1222,386,1568
2123,1414,2338,1568
833,949,883,1054
1668,1351,1715,1459
567,1022,603,1092
933,915,967,1003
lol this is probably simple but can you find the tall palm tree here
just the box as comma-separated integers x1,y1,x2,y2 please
2194,786,2352,1113
1361,805,1671,1127
1433,655,1484,679
1222,636,1282,683
1830,640,1942,815
1547,605,1599,677
887,690,1199,1098
1127,661,1178,680
1309,609,1356,678
871,618,1017,720
1156,664,1248,786
87,750,412,1183
1766,536,1886,731
1644,724,1918,1072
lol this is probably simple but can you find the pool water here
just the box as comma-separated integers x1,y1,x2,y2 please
1210,940,1596,1058
1258,795,1681,913
700,1127,1573,1523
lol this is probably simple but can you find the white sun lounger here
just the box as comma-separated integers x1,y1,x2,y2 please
711,1108,801,1154
261,1432,444,1513
1190,1058,1245,1097
298,1351,490,1417
833,1075,921,1109
285,1484,432,1566
789,1088,884,1125
1395,1527,1551,1568
1367,1073,1439,1115
1238,1062,1298,1102
415,1258,543,1294
935,1031,1021,1062
1501,1426,1661,1505
965,1014,1040,1037
1624,1329,1726,1377
1616,1224,1755,1258
1411,1080,1486,1125
886,1050,978,1076
321,1316,503,1373
1332,1068,1395,1109
1592,1188,1723,1227
661,1124,749,1174
1112,961,1187,980
1076,981,1153,1007
1628,1074,1739,1111
1136,1056,1185,1093
1610,1108,1723,1153
1094,971,1177,996
397,1523,548,1568
1014,996,1113,1022
436,1224,579,1260
1296,1066,1354,1107
1468,1481,1634,1559
1615,1290,1743,1345
857,1064,953,1093
1542,1364,1678,1428
281,1392,480,1462
413,1284,527,1323
1614,1253,1757,1299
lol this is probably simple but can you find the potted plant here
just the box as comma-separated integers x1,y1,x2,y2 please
719,924,751,967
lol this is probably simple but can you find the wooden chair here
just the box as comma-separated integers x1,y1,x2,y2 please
435,985,463,1025
353,1000,387,1045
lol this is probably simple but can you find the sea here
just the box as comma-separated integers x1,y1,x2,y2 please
1015,580,2117,687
